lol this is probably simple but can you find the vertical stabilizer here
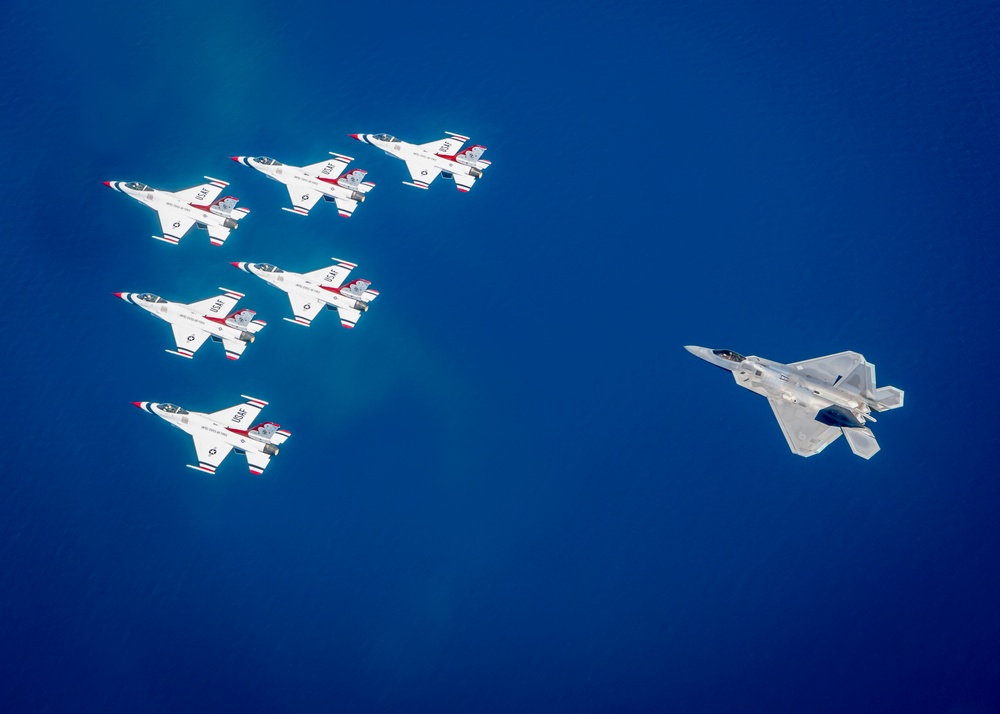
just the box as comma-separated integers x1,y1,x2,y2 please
836,361,876,400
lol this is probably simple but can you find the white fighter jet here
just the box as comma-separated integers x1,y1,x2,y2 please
103,177,250,245
685,346,905,459
350,132,490,191
133,396,290,475
230,153,374,217
231,258,378,329
115,288,266,360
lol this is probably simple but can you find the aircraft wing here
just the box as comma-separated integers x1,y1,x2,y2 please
156,210,196,245
283,290,326,327
301,259,355,288
402,157,442,189
173,178,226,207
788,352,866,388
187,435,233,475
168,323,210,358
283,177,324,216
301,155,351,178
767,398,843,457
207,395,268,429
419,136,466,154
186,289,244,318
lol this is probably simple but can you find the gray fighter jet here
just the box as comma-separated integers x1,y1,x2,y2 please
685,346,904,459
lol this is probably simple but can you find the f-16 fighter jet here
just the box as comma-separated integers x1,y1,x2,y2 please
115,288,266,360
350,132,490,191
231,258,377,328
103,177,249,245
230,153,374,217
685,346,904,459
133,396,290,475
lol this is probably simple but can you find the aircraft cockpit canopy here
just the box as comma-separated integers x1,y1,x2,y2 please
124,182,150,191
157,403,189,415
136,293,165,303
373,133,397,142
253,157,282,166
253,263,283,273
713,349,745,363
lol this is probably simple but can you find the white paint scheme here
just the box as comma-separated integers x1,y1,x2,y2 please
133,396,290,475
103,177,250,245
232,259,378,329
115,288,266,360
685,346,905,459
231,154,375,218
351,132,490,191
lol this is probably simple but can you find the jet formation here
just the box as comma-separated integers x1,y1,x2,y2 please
351,132,490,191
115,288,265,360
133,396,290,474
104,177,249,246
685,347,904,459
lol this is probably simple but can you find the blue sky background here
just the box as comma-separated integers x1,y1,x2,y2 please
2,1,999,711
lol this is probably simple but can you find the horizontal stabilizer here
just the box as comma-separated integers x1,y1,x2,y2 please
843,427,880,459
874,386,904,411
453,173,476,192
221,338,249,361
245,450,271,475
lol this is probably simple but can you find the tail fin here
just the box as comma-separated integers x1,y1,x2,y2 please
843,427,880,459
874,386,904,411
225,308,255,329
338,168,367,189
248,421,278,442
835,361,876,400
210,196,239,217
454,145,486,165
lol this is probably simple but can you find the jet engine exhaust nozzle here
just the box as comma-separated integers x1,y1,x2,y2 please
470,168,483,179
238,331,255,343
263,444,279,456
352,191,365,203
223,218,238,230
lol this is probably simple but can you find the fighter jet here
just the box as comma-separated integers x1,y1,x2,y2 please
685,346,904,459
350,132,490,191
133,396,290,475
115,288,266,360
103,177,249,245
231,259,377,328
230,153,374,217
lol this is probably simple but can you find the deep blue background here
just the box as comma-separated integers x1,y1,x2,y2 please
3,1,999,711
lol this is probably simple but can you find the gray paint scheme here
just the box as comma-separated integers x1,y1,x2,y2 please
684,346,904,459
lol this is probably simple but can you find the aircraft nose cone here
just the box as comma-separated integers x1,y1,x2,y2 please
102,181,111,187
113,292,127,300
350,134,367,144
684,345,716,363
230,261,246,271
131,401,143,409
230,156,243,163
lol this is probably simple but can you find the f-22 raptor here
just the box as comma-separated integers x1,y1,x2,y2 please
685,346,904,459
